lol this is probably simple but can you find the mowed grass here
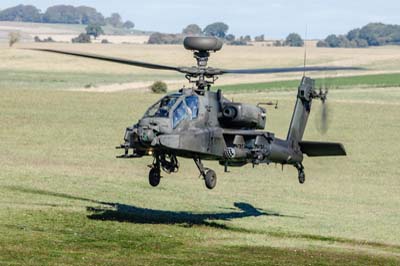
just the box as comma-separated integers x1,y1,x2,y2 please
1,43,400,264
1,85,400,265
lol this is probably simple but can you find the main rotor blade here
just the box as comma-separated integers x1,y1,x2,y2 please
25,48,365,77
221,66,364,75
26,48,183,72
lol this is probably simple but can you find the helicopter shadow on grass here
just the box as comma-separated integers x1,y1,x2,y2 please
6,186,302,230
86,201,302,230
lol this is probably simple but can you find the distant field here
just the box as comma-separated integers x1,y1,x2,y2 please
1,42,400,265
0,21,150,44
1,42,400,92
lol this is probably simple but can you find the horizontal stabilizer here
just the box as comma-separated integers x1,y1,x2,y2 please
299,141,346,157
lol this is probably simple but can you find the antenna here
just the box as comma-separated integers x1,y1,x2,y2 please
303,25,308,77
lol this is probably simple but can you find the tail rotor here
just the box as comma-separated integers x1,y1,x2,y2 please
316,85,330,134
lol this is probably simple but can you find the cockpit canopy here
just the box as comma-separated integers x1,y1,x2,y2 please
144,93,199,128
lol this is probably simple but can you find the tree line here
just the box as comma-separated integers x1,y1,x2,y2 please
0,4,134,29
149,22,305,47
0,4,306,48
3,4,400,49
317,23,400,48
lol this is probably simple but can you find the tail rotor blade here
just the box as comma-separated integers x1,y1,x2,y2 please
320,101,329,134
316,84,330,135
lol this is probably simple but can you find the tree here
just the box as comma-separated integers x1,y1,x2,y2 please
72,33,91,43
358,23,398,46
339,35,355,48
182,24,202,36
43,5,81,24
148,33,183,44
150,81,168,93
346,28,360,41
85,24,104,39
225,34,235,42
316,40,328,47
354,38,369,48
273,40,283,47
229,40,248,46
0,4,107,25
390,31,400,44
0,5,42,22
203,22,229,38
324,34,341,47
106,13,123,28
243,35,252,42
318,22,400,48
123,20,135,29
76,6,105,25
148,33,163,44
284,33,304,47
8,32,20,47
254,34,265,42
34,36,55,42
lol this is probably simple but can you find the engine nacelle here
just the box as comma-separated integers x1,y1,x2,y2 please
219,103,266,129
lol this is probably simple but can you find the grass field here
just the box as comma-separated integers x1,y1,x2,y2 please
1,43,400,265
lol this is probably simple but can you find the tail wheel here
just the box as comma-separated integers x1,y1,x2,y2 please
204,169,217,189
149,168,161,187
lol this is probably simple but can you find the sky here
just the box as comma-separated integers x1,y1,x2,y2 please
0,0,399,39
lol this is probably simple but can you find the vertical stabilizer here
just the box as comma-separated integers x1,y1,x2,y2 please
287,77,315,143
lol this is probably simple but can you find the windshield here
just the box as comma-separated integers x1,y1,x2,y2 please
173,101,188,128
185,95,199,119
145,94,181,118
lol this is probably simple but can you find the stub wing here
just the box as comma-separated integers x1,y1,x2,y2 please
299,141,347,157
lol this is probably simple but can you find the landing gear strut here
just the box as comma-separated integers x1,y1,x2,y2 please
295,163,305,184
194,157,217,189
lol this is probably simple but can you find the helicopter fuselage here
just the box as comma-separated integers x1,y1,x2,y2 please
119,88,302,166
117,77,346,188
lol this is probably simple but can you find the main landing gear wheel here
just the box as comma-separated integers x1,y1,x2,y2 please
204,169,217,190
149,167,161,187
298,171,305,184
193,157,217,190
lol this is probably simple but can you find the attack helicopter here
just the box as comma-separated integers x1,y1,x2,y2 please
30,37,361,189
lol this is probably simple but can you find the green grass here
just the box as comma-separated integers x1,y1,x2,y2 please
1,85,400,265
219,73,400,92
2,208,398,266
0,69,178,90
1,48,400,265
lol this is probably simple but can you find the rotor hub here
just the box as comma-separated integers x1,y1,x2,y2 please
183,36,223,53
182,37,224,91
